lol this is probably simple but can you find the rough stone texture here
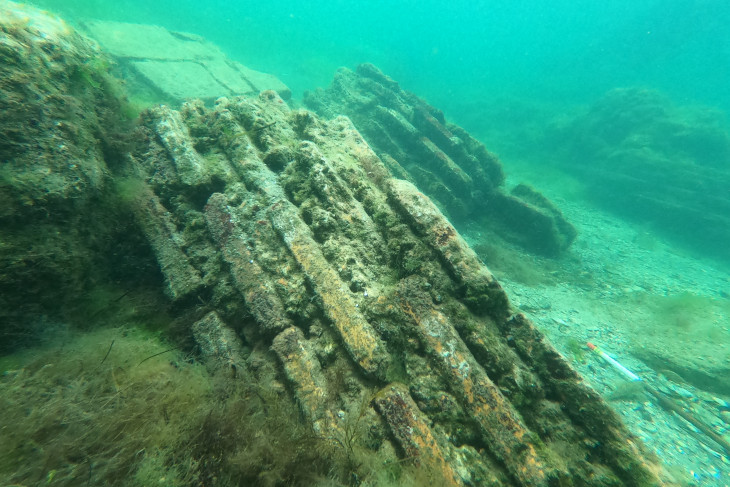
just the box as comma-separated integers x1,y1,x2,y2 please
0,1,142,348
272,326,331,433
303,64,576,256
373,383,465,486
192,311,245,373
132,184,203,300
1,5,669,484
125,90,665,485
79,19,291,104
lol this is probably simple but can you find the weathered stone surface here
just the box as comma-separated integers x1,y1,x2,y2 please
373,383,465,486
2,6,668,483
192,311,245,372
304,64,576,256
388,178,508,316
501,313,664,487
272,326,330,431
398,290,550,485
125,90,663,485
0,1,143,346
131,184,203,300
79,19,291,104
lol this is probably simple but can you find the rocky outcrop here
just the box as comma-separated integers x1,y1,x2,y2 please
304,64,576,256
550,87,730,262
79,20,291,105
1,4,665,484
0,1,144,349
125,91,663,485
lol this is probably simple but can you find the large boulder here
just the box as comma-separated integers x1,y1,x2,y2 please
0,1,150,349
551,87,730,261
122,91,663,485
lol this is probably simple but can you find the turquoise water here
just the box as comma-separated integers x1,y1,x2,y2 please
33,0,730,261
31,0,730,111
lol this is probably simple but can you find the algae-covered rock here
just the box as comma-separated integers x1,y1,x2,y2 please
124,89,664,485
303,64,576,256
1,4,668,485
0,1,147,348
551,87,730,261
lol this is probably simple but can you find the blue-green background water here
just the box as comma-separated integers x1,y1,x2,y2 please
27,0,730,261
30,0,730,114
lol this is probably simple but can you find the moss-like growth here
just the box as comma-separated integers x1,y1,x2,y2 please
0,325,435,486
0,327,210,486
563,338,588,364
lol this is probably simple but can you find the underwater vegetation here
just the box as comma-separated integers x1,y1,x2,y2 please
0,326,440,486
649,292,730,332
625,290,730,335
619,289,730,396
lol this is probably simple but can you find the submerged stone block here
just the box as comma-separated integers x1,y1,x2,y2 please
553,87,730,262
2,5,667,478
304,63,576,256
272,326,329,428
192,311,245,372
373,383,464,486
127,90,662,485
79,19,291,104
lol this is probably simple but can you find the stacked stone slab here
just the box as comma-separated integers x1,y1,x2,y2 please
304,64,576,256
2,4,666,484
126,91,663,485
79,20,291,104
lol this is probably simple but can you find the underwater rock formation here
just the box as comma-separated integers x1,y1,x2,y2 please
78,19,291,105
1,4,668,485
0,1,145,349
551,87,730,261
304,64,577,257
125,91,663,485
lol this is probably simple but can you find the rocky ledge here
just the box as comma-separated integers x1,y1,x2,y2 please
0,3,667,485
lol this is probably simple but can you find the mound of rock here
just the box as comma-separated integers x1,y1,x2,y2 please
304,64,576,256
124,91,664,485
1,3,667,485
0,1,145,348
551,87,730,261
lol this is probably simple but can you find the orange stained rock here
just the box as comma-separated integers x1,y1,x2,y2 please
272,327,328,422
285,236,389,378
374,383,463,486
400,299,548,486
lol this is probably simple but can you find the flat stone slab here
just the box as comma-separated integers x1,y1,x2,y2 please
132,60,230,101
79,19,290,103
